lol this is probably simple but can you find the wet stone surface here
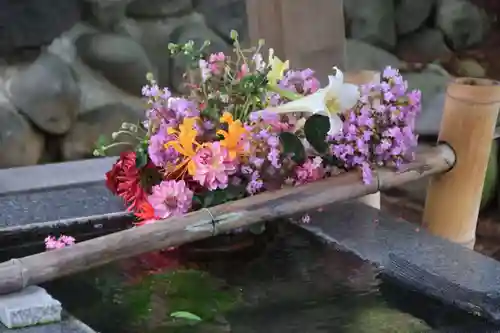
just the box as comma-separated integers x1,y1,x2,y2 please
0,183,123,227
297,201,500,327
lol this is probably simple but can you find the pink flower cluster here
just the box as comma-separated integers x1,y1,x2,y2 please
45,235,75,250
198,52,226,80
294,157,325,185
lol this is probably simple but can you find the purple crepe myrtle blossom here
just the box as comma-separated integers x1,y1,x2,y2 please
330,66,421,184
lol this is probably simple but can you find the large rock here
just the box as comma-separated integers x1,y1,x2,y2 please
397,29,452,63
436,0,490,50
395,0,436,35
116,17,185,87
394,66,451,203
62,103,142,160
7,53,80,135
344,0,396,50
0,102,44,169
46,22,144,113
75,33,156,96
0,0,80,56
73,59,146,114
170,13,231,92
345,39,402,72
127,0,192,18
406,65,451,136
195,0,248,41
83,0,132,30
454,58,487,78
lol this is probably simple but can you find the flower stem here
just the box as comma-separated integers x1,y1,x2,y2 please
102,142,134,151
267,84,303,101
112,130,143,141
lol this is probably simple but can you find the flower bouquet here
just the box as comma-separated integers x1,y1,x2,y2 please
96,30,421,254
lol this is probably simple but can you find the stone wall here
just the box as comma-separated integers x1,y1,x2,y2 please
0,0,492,169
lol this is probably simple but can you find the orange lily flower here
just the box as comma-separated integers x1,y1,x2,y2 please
164,117,201,177
217,112,248,160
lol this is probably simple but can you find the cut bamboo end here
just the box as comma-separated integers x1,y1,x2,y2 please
345,70,381,209
423,77,500,248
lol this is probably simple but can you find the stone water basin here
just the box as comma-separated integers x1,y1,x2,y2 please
3,221,496,333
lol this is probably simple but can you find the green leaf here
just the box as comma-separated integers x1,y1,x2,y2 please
170,311,202,322
225,184,246,201
304,115,330,154
322,154,344,169
200,189,228,208
279,132,306,164
193,195,202,206
135,143,148,169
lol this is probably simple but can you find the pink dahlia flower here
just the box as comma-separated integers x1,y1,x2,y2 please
192,142,237,190
148,180,194,219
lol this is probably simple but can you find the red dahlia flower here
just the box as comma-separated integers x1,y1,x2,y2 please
106,151,149,212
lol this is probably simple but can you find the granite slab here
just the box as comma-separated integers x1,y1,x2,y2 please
0,286,61,329
0,158,115,197
0,156,124,230
0,313,96,333
0,183,124,228
296,201,500,324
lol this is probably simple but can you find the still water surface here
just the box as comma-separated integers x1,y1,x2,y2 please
29,223,497,332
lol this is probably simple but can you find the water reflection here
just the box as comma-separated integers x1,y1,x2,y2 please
41,223,440,332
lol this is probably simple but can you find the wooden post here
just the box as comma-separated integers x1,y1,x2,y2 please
245,0,346,81
423,78,500,249
344,70,381,209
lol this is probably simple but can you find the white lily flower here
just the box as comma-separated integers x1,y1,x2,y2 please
264,67,360,135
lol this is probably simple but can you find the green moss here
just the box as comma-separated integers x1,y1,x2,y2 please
90,269,241,332
146,269,241,321
347,306,430,333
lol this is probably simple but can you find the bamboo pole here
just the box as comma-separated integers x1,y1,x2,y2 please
0,145,454,295
423,78,500,249
345,70,382,209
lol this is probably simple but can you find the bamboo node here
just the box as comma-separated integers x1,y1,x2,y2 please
202,208,217,236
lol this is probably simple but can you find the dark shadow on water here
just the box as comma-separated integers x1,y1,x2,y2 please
6,222,497,333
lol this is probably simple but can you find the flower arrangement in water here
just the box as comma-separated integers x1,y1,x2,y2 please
92,30,421,228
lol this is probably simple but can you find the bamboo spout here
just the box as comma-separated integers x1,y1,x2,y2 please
423,78,500,248
345,70,381,209
0,145,454,295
